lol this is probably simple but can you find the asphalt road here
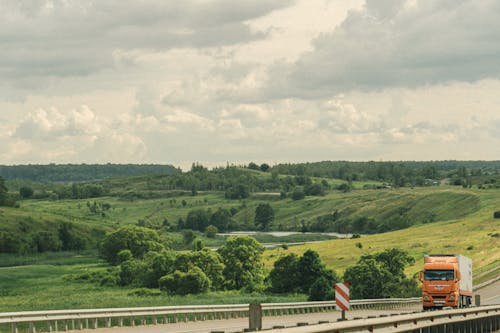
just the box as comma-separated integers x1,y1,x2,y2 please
475,278,500,305
67,279,500,333
78,308,420,333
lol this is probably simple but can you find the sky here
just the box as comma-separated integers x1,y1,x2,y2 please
1,0,500,169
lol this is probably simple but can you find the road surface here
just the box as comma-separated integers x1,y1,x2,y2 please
78,308,420,333
475,278,500,305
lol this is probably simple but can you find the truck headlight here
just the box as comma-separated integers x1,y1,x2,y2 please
449,294,455,300
423,295,430,301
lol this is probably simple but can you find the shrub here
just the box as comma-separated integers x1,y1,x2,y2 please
308,276,334,301
119,259,148,286
99,225,164,265
159,267,210,295
291,187,305,200
19,186,34,198
117,249,133,263
494,211,500,219
205,225,218,238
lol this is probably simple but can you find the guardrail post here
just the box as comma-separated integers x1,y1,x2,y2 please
249,303,262,331
29,322,35,333
11,323,17,333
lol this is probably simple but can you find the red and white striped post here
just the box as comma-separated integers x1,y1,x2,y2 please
335,282,350,321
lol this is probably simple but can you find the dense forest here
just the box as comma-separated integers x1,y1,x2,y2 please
270,160,500,185
0,164,179,182
2,160,499,187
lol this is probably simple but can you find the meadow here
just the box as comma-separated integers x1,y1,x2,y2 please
0,171,498,313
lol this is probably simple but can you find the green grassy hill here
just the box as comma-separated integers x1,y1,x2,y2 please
0,170,498,313
264,189,499,284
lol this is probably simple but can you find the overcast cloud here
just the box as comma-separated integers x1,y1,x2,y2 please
1,0,499,168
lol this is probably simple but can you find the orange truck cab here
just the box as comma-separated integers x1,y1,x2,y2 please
418,254,473,310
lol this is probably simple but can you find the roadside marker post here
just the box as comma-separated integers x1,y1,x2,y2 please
335,282,350,321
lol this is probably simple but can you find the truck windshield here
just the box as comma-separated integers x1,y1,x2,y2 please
424,270,454,281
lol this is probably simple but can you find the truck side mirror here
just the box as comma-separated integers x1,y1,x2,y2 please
418,271,423,282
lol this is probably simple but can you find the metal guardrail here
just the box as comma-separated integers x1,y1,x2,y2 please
261,298,421,316
263,305,500,333
0,298,421,332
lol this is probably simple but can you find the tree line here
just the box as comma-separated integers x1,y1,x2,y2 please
4,161,499,203
86,226,418,300
270,160,500,187
0,164,178,182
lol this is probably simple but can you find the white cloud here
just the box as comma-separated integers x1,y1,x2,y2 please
267,0,500,98
14,106,100,139
1,1,500,166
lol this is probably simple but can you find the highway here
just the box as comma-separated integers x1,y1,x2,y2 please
476,278,500,305
76,279,499,333
78,308,420,333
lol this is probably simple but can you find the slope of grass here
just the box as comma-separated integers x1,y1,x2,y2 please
0,263,305,313
264,189,499,285
0,186,497,315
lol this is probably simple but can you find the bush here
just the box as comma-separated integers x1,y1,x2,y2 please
31,231,62,252
119,259,148,286
308,276,334,301
291,187,305,200
19,186,34,198
205,225,218,238
159,267,210,295
99,225,164,265
494,211,500,219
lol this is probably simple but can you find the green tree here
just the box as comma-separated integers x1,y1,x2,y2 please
248,162,259,170
296,249,338,294
308,276,335,301
189,248,225,290
268,253,300,293
182,229,196,244
343,258,391,299
205,225,218,238
58,222,86,251
373,248,415,279
159,267,210,295
217,236,265,290
193,238,204,251
185,209,210,231
305,183,325,196
210,208,232,231
0,231,23,253
31,231,62,253
291,187,305,200
260,163,270,172
343,248,418,299
19,186,34,199
0,176,7,206
99,226,164,265
119,259,149,286
254,203,274,230
225,184,250,200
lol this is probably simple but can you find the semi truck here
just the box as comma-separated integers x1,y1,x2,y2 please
418,254,473,310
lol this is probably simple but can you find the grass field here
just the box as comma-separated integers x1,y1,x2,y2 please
264,188,500,283
0,260,306,312
0,185,498,313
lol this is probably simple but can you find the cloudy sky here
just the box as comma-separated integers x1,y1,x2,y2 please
1,0,499,169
